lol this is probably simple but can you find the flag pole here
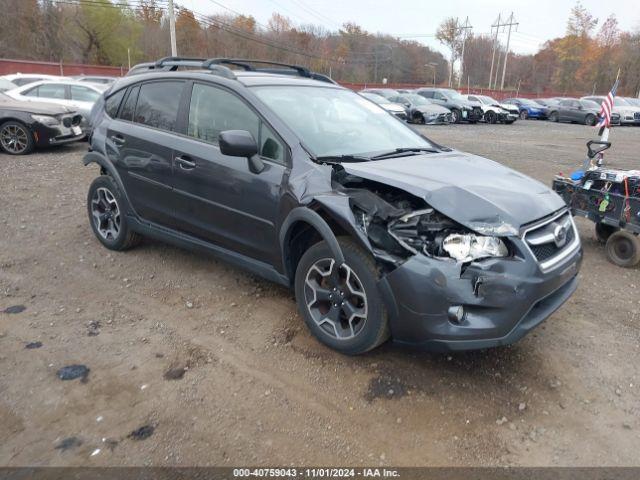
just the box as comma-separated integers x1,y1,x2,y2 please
599,68,621,144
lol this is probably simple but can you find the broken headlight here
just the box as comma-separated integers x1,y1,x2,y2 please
442,233,508,262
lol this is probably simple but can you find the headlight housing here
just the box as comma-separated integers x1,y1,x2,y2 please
31,114,60,126
442,233,508,262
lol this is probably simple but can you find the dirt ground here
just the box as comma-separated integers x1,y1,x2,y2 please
1,120,639,467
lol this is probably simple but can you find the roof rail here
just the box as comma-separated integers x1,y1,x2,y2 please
127,57,237,79
127,57,336,84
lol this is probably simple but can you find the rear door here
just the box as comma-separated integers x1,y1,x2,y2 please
169,81,287,265
105,80,187,227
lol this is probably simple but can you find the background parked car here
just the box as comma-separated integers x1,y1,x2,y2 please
0,78,17,92
533,98,561,108
359,88,400,100
1,73,67,87
388,93,451,124
548,98,615,125
359,92,408,120
0,93,83,155
72,75,117,85
582,95,640,125
6,80,108,134
623,97,640,108
502,98,549,120
467,94,517,124
415,87,482,123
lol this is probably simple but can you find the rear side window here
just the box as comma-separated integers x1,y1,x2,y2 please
71,85,100,102
119,85,140,122
105,89,126,118
134,81,184,131
187,83,259,145
14,78,41,86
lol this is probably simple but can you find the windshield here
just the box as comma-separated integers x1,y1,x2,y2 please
614,97,630,106
478,95,499,104
404,94,429,105
360,92,387,104
581,100,599,109
444,90,467,101
253,86,433,157
0,79,16,91
518,98,538,106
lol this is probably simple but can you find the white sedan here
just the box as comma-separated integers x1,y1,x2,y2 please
5,80,107,133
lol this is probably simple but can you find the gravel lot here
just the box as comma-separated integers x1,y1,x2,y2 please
1,120,639,467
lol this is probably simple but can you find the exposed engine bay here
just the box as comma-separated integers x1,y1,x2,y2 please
333,169,490,264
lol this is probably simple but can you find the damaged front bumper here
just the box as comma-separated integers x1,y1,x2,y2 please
377,238,582,351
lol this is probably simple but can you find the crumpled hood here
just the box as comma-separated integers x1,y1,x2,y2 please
341,151,566,235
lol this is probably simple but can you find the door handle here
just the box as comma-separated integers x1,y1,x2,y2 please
110,134,125,146
175,155,196,170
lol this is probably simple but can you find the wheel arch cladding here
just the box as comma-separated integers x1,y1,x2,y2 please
82,151,134,215
280,207,346,284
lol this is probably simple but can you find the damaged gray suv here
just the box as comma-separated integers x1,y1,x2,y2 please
85,58,582,355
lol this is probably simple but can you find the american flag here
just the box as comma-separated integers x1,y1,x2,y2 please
596,78,619,128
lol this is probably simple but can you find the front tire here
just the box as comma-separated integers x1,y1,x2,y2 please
450,108,461,124
0,121,34,155
87,175,141,251
549,111,559,122
519,110,528,120
485,111,497,124
294,238,389,355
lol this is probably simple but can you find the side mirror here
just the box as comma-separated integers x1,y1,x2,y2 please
219,130,264,174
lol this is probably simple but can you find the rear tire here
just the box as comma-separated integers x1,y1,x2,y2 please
519,110,528,120
294,237,389,355
549,111,559,122
87,175,141,251
584,114,596,126
605,230,640,267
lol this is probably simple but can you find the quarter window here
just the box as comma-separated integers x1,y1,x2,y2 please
105,89,126,118
119,85,139,122
133,81,184,131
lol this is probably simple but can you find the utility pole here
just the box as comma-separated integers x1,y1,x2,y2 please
457,17,473,88
499,12,518,90
488,13,501,88
168,0,177,56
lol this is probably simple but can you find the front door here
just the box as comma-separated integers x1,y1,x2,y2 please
170,82,287,265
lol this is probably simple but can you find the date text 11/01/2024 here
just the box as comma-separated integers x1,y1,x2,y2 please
233,468,400,477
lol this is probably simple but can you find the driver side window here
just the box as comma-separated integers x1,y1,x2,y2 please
187,83,284,163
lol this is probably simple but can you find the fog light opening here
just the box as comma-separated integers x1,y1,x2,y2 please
447,305,465,324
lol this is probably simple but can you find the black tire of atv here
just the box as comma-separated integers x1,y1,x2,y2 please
294,237,390,355
595,222,618,244
87,175,142,251
605,230,640,268
0,120,35,155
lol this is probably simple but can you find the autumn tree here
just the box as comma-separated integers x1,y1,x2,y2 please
436,17,463,86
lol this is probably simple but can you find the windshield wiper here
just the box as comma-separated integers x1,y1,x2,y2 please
315,154,370,163
370,147,439,160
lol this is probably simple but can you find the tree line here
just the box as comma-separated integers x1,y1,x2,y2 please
0,0,638,95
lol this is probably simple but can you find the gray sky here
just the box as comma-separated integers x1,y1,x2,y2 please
186,0,640,55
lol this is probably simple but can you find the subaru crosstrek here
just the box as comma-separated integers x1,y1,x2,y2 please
84,58,582,355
